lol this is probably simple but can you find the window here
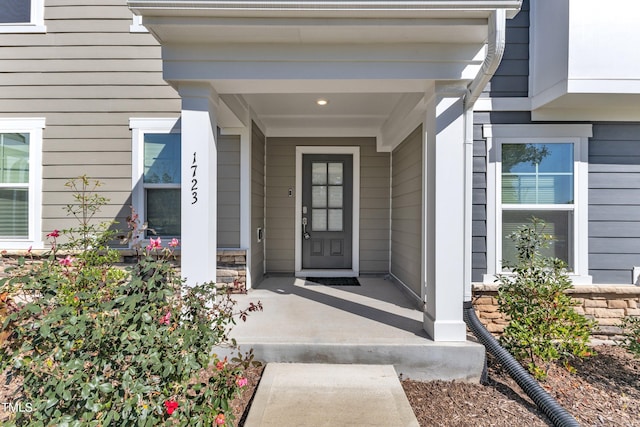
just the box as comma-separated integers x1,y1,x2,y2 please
311,161,344,231
0,0,46,33
484,124,592,283
131,118,181,240
0,118,44,249
501,142,574,266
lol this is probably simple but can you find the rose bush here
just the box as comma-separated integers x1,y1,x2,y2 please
0,177,262,426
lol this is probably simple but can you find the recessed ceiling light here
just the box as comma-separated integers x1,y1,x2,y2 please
316,98,329,106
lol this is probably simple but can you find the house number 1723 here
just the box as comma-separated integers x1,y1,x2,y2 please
190,152,198,204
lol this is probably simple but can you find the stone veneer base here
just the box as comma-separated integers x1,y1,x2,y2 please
473,283,640,343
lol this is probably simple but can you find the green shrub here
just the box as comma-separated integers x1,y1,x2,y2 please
496,218,595,379
618,316,640,357
0,177,262,426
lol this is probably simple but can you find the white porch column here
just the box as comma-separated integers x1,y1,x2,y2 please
179,83,218,286
423,86,468,341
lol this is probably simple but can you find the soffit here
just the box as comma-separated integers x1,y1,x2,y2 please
532,93,640,122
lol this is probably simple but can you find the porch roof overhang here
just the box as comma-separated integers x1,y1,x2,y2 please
129,0,522,150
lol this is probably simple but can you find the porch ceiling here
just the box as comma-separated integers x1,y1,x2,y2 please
130,0,522,144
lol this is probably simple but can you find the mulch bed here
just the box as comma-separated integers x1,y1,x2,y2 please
402,345,640,427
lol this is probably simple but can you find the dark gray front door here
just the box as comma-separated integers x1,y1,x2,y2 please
302,154,353,269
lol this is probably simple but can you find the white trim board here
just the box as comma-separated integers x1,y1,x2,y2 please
294,146,360,277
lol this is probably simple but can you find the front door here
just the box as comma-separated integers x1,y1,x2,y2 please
302,154,353,269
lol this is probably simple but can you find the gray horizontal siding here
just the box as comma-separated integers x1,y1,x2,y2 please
264,137,389,274
589,123,640,284
472,122,487,281
391,126,422,296
1,0,181,242
484,0,529,98
217,134,241,248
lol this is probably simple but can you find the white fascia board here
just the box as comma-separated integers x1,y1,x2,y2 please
129,1,523,15
567,79,640,94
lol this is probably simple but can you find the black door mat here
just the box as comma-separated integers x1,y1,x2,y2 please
305,277,360,286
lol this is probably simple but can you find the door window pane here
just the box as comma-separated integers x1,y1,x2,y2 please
0,188,28,238
328,209,343,231
328,186,342,208
146,189,181,236
502,210,572,269
328,162,343,185
312,186,327,208
312,209,327,231
312,163,327,185
144,134,181,184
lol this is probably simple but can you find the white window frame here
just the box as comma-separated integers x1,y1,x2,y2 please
483,124,592,284
0,0,46,33
0,118,45,249
130,118,181,244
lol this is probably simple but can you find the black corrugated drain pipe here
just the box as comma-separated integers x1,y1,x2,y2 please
463,301,580,427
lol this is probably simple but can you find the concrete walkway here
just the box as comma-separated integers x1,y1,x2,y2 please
244,363,420,427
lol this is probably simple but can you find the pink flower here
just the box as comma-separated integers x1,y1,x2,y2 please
215,413,225,425
164,399,178,415
169,238,180,248
146,237,162,251
47,229,60,238
159,311,171,326
27,246,32,254
58,255,75,267
235,377,248,388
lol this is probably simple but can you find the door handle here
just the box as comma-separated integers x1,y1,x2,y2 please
302,217,311,240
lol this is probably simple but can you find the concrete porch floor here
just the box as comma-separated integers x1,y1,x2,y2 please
223,276,485,381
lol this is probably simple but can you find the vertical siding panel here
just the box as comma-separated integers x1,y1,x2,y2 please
391,126,422,296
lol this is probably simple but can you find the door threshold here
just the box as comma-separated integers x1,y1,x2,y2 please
296,269,358,278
